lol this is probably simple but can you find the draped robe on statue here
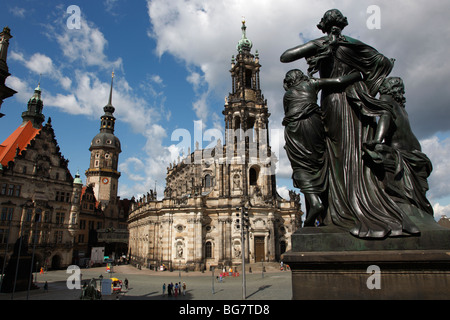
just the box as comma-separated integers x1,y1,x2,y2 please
314,36,420,238
282,80,328,195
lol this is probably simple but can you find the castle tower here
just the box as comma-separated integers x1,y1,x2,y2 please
85,72,121,207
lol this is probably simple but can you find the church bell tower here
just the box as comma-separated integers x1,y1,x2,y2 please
85,72,121,207
223,19,275,199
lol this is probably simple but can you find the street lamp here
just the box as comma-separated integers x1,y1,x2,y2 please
27,209,41,300
0,215,12,293
211,266,215,294
236,206,249,300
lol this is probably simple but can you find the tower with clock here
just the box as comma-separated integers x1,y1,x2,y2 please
85,72,121,208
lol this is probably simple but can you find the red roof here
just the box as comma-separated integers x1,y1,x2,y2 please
0,121,42,167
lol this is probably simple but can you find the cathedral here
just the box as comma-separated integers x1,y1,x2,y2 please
127,21,302,271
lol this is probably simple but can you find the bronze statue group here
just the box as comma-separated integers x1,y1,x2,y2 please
281,9,433,239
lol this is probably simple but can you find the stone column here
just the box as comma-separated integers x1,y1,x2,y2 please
218,217,225,262
195,212,203,269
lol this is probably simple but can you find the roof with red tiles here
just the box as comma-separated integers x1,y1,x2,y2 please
0,121,42,167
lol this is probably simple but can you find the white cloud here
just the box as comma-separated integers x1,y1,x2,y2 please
421,136,450,202
150,74,164,85
104,0,119,15
4,76,32,103
9,7,26,18
119,157,146,182
10,51,72,90
277,185,290,200
49,13,122,70
432,203,450,222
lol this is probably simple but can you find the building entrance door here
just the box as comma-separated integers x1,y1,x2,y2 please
254,236,265,262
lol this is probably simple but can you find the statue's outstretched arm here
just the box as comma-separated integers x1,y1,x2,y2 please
315,72,362,90
280,41,320,63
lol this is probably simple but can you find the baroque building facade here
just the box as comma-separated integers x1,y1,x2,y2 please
0,72,129,276
0,85,79,271
128,21,302,271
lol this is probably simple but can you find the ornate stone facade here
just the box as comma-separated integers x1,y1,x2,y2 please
0,86,78,271
128,21,302,271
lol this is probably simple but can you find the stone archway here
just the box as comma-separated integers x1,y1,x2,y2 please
51,254,62,270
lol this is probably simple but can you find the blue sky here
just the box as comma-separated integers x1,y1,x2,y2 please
1,0,450,221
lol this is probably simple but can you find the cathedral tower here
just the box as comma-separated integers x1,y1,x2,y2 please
85,72,121,207
223,18,275,199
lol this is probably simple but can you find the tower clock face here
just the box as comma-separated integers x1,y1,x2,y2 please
102,178,110,184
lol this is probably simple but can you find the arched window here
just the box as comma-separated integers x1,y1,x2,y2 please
280,241,287,255
204,174,212,188
205,242,213,258
249,167,258,185
245,69,253,88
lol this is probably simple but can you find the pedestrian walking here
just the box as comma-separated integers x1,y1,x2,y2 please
162,283,166,295
124,278,129,290
182,282,186,296
174,283,178,297
44,281,48,292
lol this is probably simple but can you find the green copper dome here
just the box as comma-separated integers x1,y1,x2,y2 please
73,170,83,185
237,19,252,53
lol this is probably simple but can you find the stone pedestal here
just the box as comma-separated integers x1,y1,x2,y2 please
283,216,450,300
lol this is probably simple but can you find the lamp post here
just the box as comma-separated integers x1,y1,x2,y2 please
0,216,12,293
11,224,24,300
236,206,248,300
211,266,215,294
27,209,41,300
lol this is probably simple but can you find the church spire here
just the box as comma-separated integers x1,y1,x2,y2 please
104,70,115,115
100,71,116,134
